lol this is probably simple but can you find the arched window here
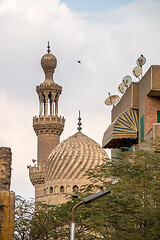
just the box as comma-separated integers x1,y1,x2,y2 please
60,186,64,193
50,186,53,193
73,185,79,192
44,188,46,195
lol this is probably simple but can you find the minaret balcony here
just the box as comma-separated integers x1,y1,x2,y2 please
29,165,46,186
33,115,65,136
33,115,65,124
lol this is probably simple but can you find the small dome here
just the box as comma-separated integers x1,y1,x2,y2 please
45,132,108,182
41,53,57,72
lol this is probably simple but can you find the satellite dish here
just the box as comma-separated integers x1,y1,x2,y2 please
122,75,132,87
133,66,142,78
136,54,146,66
118,83,127,93
105,92,120,106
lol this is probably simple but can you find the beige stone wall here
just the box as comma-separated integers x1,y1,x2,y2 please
36,178,91,205
35,183,45,201
0,147,14,240
0,191,15,240
0,147,12,191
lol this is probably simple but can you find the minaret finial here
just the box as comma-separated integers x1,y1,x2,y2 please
77,111,82,132
47,41,51,53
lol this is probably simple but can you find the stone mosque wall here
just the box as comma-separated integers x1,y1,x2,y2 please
0,147,15,240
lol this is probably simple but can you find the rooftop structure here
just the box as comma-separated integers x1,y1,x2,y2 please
102,65,160,157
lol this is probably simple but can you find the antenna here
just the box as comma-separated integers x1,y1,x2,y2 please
122,75,132,87
136,54,146,67
132,66,142,80
104,92,120,106
118,83,127,94
133,54,146,79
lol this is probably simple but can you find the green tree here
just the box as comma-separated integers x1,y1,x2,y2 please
30,198,96,239
14,150,160,239
83,150,160,239
14,195,34,240
30,203,60,239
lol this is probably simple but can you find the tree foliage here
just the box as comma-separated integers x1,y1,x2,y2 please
14,195,34,240
84,150,160,239
14,150,160,239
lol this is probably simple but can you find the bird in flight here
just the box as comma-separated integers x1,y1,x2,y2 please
77,60,81,63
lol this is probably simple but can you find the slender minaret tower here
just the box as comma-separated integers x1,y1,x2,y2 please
29,43,65,200
33,42,65,165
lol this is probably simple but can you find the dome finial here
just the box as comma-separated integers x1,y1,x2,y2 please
41,43,57,83
47,41,51,53
77,111,82,132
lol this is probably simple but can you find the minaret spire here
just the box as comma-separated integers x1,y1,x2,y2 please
77,111,82,132
47,41,51,53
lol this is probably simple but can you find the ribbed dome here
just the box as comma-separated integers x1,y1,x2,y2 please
45,132,108,182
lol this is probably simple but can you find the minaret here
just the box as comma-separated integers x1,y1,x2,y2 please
29,43,65,200
33,42,65,165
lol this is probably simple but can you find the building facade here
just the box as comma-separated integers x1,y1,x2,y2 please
102,65,160,157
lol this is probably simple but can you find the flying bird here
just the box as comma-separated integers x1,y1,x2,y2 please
77,60,81,63
32,159,37,163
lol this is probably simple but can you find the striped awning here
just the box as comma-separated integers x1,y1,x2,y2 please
102,108,138,149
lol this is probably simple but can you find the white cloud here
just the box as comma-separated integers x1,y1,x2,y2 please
0,91,36,198
0,0,160,198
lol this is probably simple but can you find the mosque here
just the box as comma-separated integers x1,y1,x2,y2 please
28,44,108,205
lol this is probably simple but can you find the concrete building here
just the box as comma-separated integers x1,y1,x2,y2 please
102,65,160,158
29,44,108,205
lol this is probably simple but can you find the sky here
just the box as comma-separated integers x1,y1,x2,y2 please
0,0,160,199
60,0,133,12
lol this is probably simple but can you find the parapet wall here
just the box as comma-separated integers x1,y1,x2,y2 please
29,164,46,185
33,115,65,136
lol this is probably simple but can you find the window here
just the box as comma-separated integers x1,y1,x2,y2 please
115,148,118,161
50,186,53,193
73,185,79,192
157,111,160,123
60,186,64,193
140,115,144,142
44,188,46,195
